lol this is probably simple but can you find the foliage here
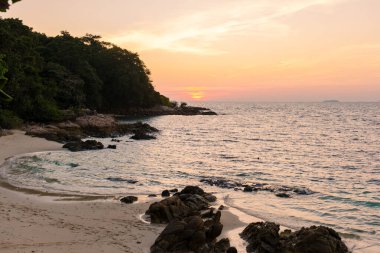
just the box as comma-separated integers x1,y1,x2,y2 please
0,109,22,129
0,0,20,12
0,18,170,126
0,54,12,102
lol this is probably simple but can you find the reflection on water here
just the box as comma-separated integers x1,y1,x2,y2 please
1,102,380,250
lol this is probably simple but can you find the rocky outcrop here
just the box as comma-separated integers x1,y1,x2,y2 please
281,226,349,253
240,222,349,253
25,114,158,144
149,186,237,253
62,140,104,152
146,186,217,224
115,105,217,118
240,222,281,253
151,214,228,253
200,177,314,198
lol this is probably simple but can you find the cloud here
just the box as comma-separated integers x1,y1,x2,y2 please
106,0,350,55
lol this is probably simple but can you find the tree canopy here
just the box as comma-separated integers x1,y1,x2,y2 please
0,0,20,12
0,18,170,127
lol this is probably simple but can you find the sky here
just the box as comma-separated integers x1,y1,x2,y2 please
2,0,380,102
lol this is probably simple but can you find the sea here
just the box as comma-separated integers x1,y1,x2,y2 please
1,102,379,252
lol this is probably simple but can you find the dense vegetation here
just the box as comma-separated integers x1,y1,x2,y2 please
0,18,170,128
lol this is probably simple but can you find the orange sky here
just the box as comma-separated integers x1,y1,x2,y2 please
2,0,380,102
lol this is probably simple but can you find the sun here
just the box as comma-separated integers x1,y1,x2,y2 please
190,91,205,100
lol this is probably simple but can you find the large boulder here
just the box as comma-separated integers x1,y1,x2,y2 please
282,226,349,253
240,222,349,253
240,222,281,253
151,214,228,253
146,186,217,224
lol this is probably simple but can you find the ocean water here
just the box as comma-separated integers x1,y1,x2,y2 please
1,102,380,251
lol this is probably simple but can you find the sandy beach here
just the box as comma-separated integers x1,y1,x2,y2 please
0,131,162,252
0,131,244,253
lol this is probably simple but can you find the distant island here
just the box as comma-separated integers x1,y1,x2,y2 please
322,100,340,103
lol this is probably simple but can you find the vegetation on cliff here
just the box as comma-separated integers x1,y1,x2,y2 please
0,18,170,128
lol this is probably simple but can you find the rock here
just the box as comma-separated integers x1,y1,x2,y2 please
218,205,225,210
120,196,138,204
214,238,231,253
26,125,82,143
26,115,159,143
130,131,156,140
151,215,227,253
293,187,314,195
240,222,281,253
146,186,217,224
63,140,104,152
244,186,253,192
169,188,178,193
241,222,349,253
180,186,217,202
275,192,291,198
147,195,191,223
106,177,137,184
282,226,349,253
111,138,121,142
107,144,117,149
226,247,238,253
161,190,170,197
148,194,157,197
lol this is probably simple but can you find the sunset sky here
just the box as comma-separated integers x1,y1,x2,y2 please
3,0,380,102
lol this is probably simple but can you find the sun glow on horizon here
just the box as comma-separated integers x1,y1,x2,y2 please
182,86,207,101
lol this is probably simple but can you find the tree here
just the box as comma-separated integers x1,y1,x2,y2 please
0,0,21,12
0,55,12,102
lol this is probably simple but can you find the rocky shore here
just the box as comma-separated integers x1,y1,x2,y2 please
115,105,218,119
119,185,350,253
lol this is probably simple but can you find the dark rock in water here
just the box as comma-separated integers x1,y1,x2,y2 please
275,192,291,198
150,215,228,253
130,131,156,140
218,205,225,210
241,222,349,253
226,247,238,253
63,140,104,152
68,163,79,168
148,194,157,197
282,226,349,253
244,186,253,192
240,222,281,253
293,187,313,195
107,144,117,149
161,190,170,197
120,196,138,204
111,138,121,142
106,177,138,184
169,188,178,193
146,186,217,224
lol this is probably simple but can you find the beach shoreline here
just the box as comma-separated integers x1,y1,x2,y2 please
0,130,245,253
